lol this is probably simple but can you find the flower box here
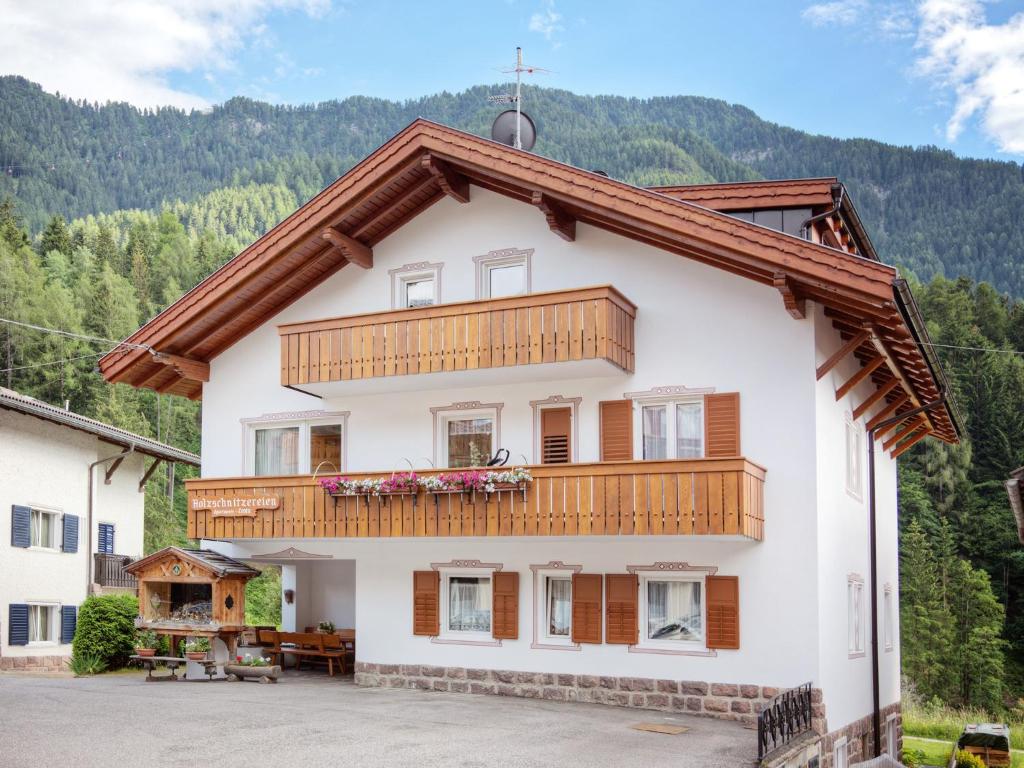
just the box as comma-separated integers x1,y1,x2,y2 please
224,663,281,683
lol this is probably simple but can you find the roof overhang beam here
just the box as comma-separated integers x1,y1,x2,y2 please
321,226,373,269
531,192,576,242
421,154,470,204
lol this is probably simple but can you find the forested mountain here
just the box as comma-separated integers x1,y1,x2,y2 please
2,76,1024,294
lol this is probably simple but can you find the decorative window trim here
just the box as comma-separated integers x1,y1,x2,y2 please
530,395,581,464
627,562,718,657
630,391,707,461
240,410,350,476
389,261,443,309
473,247,533,299
883,583,894,652
430,401,504,468
430,559,503,647
845,412,864,501
848,573,866,659
530,561,582,651
623,385,715,400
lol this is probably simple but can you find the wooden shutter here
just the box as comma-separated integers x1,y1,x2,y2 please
9,604,28,646
599,400,633,462
605,574,639,645
704,392,741,457
62,513,79,553
492,571,519,640
706,575,740,649
412,570,439,636
11,505,30,548
541,407,572,464
98,523,114,554
60,605,77,645
571,573,602,644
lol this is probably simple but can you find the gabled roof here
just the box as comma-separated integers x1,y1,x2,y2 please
0,387,199,465
98,119,958,443
125,546,260,578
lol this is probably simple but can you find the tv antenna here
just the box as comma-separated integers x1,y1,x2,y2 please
488,47,548,150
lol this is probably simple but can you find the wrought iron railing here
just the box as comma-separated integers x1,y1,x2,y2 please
757,682,813,761
94,553,137,590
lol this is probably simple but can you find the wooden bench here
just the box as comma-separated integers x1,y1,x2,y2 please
259,631,349,677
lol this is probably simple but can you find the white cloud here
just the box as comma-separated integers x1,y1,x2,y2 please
801,0,867,27
0,0,330,110
915,0,1024,153
529,2,564,41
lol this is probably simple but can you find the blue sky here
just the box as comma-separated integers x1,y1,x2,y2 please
3,1,1024,161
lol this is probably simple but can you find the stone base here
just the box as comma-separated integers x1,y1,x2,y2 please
0,654,67,672
355,662,815,726
819,702,901,768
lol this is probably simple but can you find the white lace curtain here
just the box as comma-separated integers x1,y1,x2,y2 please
255,426,299,476
448,577,491,632
647,580,703,641
547,578,571,636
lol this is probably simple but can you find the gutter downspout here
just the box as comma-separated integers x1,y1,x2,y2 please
87,446,135,593
866,393,946,757
800,183,845,241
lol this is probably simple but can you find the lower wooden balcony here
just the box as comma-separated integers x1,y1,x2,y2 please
186,459,766,542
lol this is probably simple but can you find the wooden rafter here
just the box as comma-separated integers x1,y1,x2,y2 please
138,458,163,492
892,427,932,458
151,352,209,383
421,154,470,203
104,456,126,485
853,378,900,421
817,330,869,380
772,273,806,319
531,191,576,242
835,355,886,401
883,415,927,452
868,332,935,434
321,226,373,269
865,394,909,431
350,174,439,240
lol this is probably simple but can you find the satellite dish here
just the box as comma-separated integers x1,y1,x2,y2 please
491,110,537,151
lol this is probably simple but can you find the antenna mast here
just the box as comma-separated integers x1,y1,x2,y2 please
488,47,547,151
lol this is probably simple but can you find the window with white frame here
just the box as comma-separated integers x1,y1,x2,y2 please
434,405,499,468
848,576,865,657
248,415,347,476
885,714,899,756
833,737,849,768
28,603,57,644
846,416,863,498
636,399,704,460
474,248,531,299
30,508,59,549
390,262,442,309
638,572,704,649
539,572,573,643
440,571,492,638
883,585,894,652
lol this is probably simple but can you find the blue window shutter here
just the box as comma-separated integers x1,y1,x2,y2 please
62,514,79,553
61,605,77,644
11,505,31,548
9,604,28,646
98,523,114,554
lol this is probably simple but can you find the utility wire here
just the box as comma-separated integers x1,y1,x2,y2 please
0,317,152,352
920,341,1024,356
0,351,107,374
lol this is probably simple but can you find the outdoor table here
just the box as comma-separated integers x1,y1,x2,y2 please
130,654,187,682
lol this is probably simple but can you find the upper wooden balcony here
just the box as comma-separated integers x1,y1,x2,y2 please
278,285,636,391
186,458,765,542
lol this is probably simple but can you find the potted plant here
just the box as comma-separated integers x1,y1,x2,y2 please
134,629,158,657
317,620,335,634
182,637,211,661
224,653,281,683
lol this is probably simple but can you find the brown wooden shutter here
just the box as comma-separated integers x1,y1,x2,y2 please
412,570,439,636
599,400,633,462
571,573,602,644
605,573,639,645
706,575,740,649
492,571,519,640
704,392,741,457
541,407,572,464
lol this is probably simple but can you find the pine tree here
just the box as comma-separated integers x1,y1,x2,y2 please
900,521,953,701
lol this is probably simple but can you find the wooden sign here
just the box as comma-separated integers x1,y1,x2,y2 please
191,494,280,518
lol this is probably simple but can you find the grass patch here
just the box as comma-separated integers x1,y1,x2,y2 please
903,736,1024,767
903,702,1024,751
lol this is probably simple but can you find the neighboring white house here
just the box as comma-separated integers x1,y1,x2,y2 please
0,388,199,671
100,120,961,766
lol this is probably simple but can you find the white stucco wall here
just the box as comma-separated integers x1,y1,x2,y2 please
0,408,147,658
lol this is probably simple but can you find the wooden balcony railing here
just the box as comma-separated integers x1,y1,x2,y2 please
186,459,765,542
93,553,138,590
277,285,636,386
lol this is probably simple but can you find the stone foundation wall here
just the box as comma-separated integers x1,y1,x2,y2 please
0,654,67,672
818,702,902,768
355,661,821,727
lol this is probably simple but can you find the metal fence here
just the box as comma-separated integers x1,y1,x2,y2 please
757,682,814,760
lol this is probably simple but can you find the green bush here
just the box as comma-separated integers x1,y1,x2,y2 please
65,652,107,676
71,593,138,669
955,749,987,768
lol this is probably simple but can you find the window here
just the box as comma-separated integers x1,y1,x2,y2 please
474,248,532,299
390,262,442,309
28,604,56,644
848,576,865,657
638,400,703,460
883,585,894,652
545,576,572,638
639,574,704,649
246,413,348,476
432,403,501,468
97,523,115,554
846,416,863,498
833,737,849,768
31,509,58,549
885,715,899,756
441,573,492,637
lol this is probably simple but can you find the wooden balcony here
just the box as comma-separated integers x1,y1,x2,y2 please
93,553,138,590
278,285,636,388
186,459,765,542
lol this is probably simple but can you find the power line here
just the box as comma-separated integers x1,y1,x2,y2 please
0,351,107,374
0,317,151,352
921,341,1024,356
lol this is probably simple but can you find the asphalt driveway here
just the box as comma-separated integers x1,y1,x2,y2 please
0,671,756,767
